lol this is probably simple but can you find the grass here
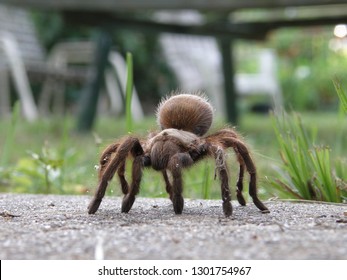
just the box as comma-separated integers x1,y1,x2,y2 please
268,111,346,202
0,111,346,202
333,78,347,114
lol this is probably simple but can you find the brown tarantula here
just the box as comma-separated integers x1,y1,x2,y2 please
88,92,269,217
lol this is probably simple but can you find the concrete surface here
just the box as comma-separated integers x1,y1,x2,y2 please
0,193,346,260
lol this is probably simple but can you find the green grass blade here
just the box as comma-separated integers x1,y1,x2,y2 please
309,147,339,202
201,162,212,199
125,52,134,133
333,78,347,114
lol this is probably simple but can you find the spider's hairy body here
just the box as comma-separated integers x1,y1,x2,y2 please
88,91,269,217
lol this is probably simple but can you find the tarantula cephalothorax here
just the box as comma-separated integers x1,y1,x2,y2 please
88,92,269,217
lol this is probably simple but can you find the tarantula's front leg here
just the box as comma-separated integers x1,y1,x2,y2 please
88,137,143,214
121,155,144,213
98,143,129,194
98,143,119,179
167,153,194,214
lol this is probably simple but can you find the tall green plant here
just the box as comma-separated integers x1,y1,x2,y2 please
125,52,134,133
269,112,346,202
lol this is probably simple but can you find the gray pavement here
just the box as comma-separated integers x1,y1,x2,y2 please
0,193,346,259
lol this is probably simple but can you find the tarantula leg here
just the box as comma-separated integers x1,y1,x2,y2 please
189,142,210,162
249,172,269,213
236,163,246,206
214,147,233,217
88,137,142,214
98,143,120,179
121,156,143,213
162,171,173,201
117,162,129,194
234,141,269,213
167,153,194,214
88,180,109,215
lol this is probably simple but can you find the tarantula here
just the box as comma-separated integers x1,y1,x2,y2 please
88,93,269,217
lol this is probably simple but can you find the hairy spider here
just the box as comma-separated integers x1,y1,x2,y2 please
88,92,269,216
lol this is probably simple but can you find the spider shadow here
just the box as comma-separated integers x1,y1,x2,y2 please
87,198,268,225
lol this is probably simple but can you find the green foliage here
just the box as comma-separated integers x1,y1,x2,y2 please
8,142,86,194
14,144,63,194
0,116,94,194
268,28,347,111
269,112,346,202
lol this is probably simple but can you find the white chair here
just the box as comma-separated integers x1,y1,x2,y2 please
0,31,38,120
0,4,144,121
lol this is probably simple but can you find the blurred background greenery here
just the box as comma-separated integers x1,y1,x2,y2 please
0,7,346,203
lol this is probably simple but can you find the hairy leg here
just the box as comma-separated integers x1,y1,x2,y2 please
214,147,233,217
167,152,194,214
233,140,269,213
98,143,119,179
236,160,246,206
88,137,142,214
205,128,268,213
188,142,210,162
117,162,129,194
121,155,143,213
162,170,173,201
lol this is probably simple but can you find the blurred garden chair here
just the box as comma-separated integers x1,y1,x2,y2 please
0,4,42,121
0,4,143,121
39,41,144,120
